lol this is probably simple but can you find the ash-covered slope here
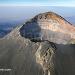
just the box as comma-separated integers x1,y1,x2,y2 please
0,12,75,75
19,12,75,44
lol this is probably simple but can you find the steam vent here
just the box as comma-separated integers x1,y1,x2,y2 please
20,12,75,44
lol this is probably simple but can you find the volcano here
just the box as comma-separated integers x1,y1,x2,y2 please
0,12,75,75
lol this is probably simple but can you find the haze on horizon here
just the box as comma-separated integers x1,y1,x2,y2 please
0,6,75,24
0,0,75,24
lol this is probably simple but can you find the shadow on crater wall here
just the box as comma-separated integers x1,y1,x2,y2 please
20,21,42,42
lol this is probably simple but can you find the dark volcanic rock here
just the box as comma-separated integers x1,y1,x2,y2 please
0,29,11,38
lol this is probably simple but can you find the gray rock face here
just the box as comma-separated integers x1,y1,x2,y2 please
0,38,57,75
0,37,75,75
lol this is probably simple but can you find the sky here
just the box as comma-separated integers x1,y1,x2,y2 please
0,0,75,24
0,6,75,23
0,0,75,6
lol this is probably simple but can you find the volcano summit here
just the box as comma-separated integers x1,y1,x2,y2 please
20,12,75,44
